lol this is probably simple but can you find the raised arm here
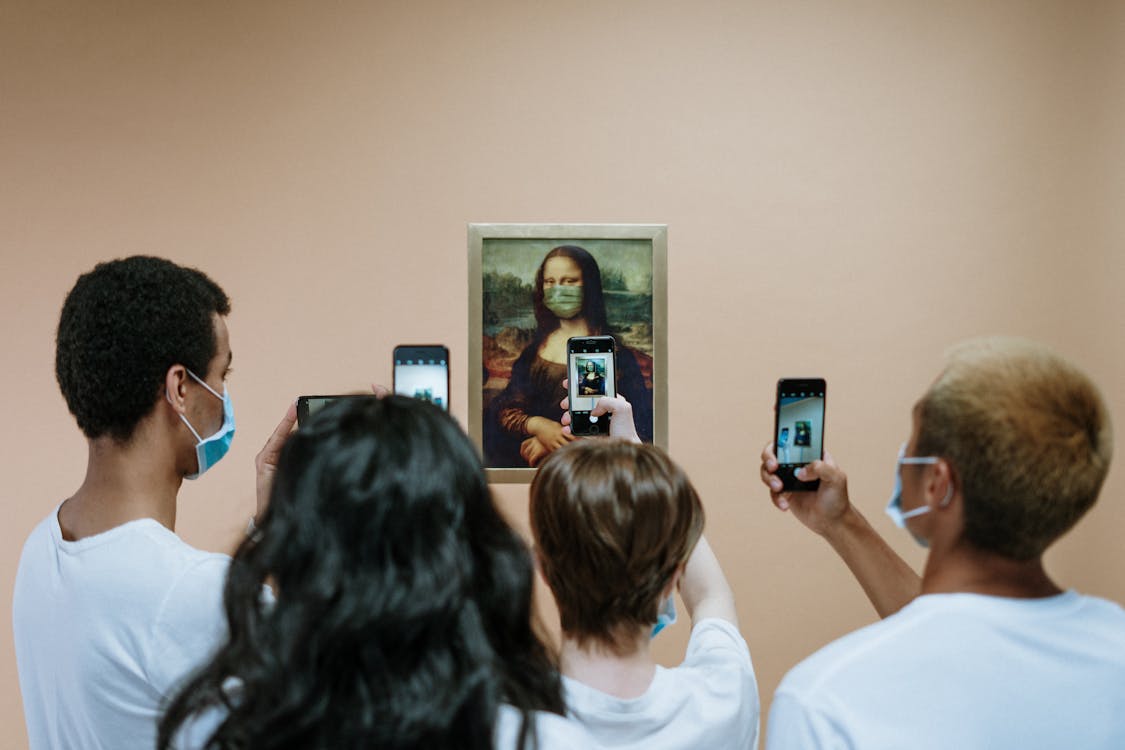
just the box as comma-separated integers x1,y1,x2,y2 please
253,401,298,526
679,535,739,627
760,443,920,618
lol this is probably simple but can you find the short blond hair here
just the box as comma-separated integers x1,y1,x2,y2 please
916,337,1113,560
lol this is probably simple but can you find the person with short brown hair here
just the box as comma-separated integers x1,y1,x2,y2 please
531,397,759,750
760,337,1125,749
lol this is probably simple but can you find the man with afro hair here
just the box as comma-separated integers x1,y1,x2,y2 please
14,256,288,749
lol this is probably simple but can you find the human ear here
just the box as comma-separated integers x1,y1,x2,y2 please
164,365,190,414
928,459,958,509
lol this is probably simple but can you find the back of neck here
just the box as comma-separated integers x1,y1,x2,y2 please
559,629,656,700
922,541,1062,599
59,433,181,541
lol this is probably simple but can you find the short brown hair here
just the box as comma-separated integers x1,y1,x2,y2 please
529,440,704,651
916,338,1113,560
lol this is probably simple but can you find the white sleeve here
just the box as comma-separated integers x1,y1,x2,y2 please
145,555,231,696
684,617,754,670
766,691,845,750
494,706,606,750
684,618,761,750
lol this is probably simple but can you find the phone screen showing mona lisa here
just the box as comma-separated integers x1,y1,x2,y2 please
567,336,617,414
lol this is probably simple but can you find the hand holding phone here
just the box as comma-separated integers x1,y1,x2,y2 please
566,336,617,436
773,378,827,491
561,391,641,443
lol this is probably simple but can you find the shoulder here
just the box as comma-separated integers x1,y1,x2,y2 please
142,535,233,692
563,623,759,748
123,524,232,603
1069,591,1125,621
494,706,603,750
615,345,647,372
765,607,933,749
14,510,58,570
513,340,540,365
149,538,231,629
776,598,935,698
682,617,753,669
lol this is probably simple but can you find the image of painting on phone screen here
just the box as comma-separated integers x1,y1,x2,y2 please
394,351,450,411
776,390,825,467
570,354,615,411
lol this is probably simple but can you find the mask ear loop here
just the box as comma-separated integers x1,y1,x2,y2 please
938,481,954,507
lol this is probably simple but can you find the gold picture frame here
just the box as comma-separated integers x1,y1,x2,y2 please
468,223,668,483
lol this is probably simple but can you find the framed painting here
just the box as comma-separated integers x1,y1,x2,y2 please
468,223,668,483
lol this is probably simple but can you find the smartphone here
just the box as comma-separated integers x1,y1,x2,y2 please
773,378,827,491
296,394,377,428
567,335,617,436
393,345,450,411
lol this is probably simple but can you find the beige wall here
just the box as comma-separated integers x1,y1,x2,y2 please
2,1,1123,744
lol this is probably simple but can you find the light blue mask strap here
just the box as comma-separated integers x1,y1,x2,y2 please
186,368,225,401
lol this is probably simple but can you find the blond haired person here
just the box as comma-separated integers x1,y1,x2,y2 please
531,396,759,750
760,338,1125,749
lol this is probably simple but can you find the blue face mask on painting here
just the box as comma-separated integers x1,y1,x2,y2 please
175,369,236,480
651,594,677,638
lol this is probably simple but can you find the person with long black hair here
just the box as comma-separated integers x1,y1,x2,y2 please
159,395,595,750
486,244,653,468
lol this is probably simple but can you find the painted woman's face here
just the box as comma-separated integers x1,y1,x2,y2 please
542,256,583,289
541,256,585,319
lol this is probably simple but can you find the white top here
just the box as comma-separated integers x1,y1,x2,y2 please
13,508,231,750
767,591,1125,750
495,705,606,750
563,618,760,750
174,702,601,749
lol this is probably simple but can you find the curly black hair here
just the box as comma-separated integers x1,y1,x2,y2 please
55,256,230,442
158,396,565,750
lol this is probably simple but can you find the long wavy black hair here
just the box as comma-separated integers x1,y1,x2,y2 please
158,395,564,749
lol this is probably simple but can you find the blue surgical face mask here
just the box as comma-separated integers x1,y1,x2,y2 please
543,285,583,319
885,442,941,547
651,594,677,638
174,369,235,480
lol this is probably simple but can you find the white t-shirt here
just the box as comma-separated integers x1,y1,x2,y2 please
13,508,231,750
767,591,1125,750
174,702,601,749
495,704,606,750
563,618,759,750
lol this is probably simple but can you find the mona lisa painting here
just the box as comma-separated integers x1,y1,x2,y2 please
468,223,668,482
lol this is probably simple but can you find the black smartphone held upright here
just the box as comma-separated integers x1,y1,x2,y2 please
393,345,450,411
296,394,378,428
567,335,617,436
774,378,827,491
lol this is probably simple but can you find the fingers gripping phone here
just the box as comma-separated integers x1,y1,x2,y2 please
567,335,616,436
774,378,827,491
393,345,450,411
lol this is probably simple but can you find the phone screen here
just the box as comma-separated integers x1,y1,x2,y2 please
296,395,376,427
393,345,450,411
568,349,616,412
775,379,826,488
